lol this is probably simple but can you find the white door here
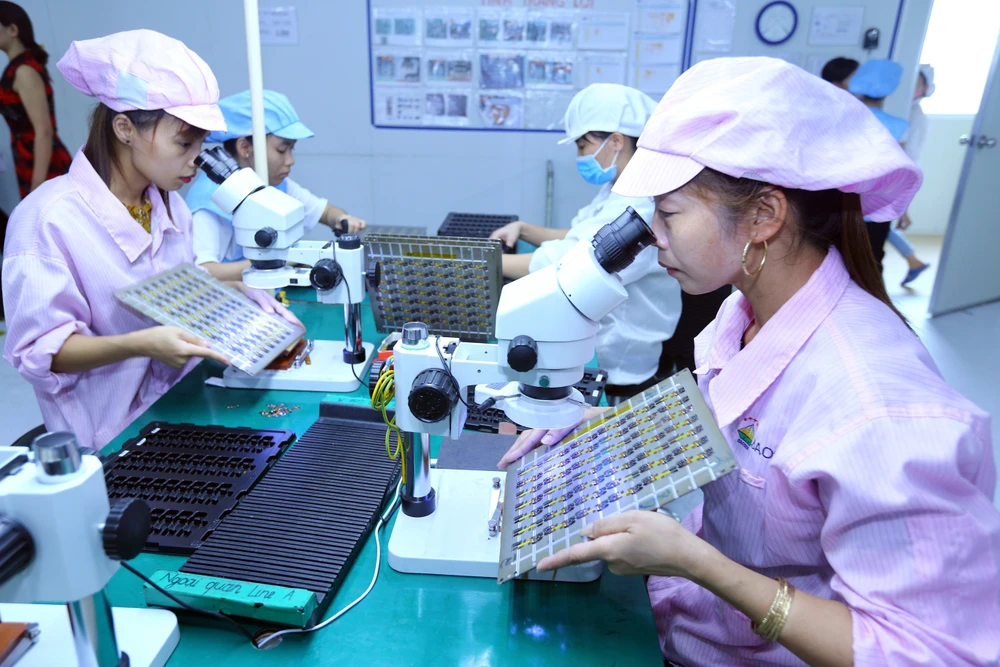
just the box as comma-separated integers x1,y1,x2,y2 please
929,34,1000,316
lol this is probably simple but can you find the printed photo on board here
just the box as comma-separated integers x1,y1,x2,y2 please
480,54,525,89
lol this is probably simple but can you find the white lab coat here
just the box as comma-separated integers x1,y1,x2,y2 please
904,101,928,164
529,183,681,386
192,178,328,264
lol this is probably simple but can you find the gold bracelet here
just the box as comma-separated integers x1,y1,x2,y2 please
751,577,795,642
765,579,794,641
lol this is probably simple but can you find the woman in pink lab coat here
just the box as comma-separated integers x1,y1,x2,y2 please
2,31,297,450
500,57,1000,666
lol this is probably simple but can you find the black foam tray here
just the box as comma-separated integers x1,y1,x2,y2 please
180,403,400,628
103,423,295,554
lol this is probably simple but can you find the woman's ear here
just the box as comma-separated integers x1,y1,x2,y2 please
610,132,628,152
111,114,135,146
749,187,789,243
236,137,252,159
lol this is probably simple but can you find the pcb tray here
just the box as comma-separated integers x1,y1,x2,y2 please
180,402,401,627
115,264,304,375
438,213,518,253
103,423,295,554
359,224,426,240
364,234,503,343
498,370,737,583
464,368,609,434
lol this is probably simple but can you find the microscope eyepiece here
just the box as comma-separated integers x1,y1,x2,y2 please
194,146,241,185
591,206,655,274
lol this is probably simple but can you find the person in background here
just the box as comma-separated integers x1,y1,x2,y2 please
819,56,858,90
895,64,936,286
848,58,930,280
0,1,71,199
3,31,297,451
0,1,72,321
903,64,934,165
186,90,366,282
501,57,999,666
489,84,681,404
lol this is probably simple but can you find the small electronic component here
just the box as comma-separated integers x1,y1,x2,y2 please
260,403,300,418
497,370,737,583
115,264,305,375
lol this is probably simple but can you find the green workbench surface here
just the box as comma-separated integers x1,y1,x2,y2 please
102,295,662,667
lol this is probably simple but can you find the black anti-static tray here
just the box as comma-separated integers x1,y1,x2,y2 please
103,423,295,555
464,368,609,434
180,403,401,628
438,212,518,253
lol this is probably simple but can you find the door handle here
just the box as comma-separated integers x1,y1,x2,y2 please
977,135,997,148
959,134,975,145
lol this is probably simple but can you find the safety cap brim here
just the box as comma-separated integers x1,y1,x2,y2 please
611,147,705,199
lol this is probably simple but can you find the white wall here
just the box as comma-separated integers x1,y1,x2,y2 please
6,0,600,232
2,0,938,226
905,114,974,235
885,0,932,120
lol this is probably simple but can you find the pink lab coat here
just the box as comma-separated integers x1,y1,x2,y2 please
651,248,1000,666
3,150,200,449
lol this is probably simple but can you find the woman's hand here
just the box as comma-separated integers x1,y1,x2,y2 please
228,282,304,328
497,405,608,469
341,215,367,234
897,212,913,230
135,326,231,368
537,509,711,579
489,221,524,250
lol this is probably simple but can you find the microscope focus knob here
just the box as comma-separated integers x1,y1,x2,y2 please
507,335,538,373
366,261,382,290
409,369,459,423
103,498,151,562
310,258,343,291
337,234,361,250
402,322,429,346
254,227,278,248
0,516,34,585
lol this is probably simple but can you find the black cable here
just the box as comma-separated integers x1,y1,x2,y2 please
121,561,258,644
434,336,472,410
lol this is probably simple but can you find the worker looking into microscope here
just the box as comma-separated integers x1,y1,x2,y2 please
186,90,366,282
491,84,681,404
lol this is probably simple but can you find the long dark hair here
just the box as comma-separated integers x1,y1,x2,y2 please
687,168,907,324
820,57,859,85
83,104,179,218
0,2,48,67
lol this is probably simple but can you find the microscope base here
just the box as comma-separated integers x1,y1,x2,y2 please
0,604,178,667
216,340,374,393
387,469,602,583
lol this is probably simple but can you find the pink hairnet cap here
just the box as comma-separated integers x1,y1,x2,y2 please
613,57,922,221
57,29,226,132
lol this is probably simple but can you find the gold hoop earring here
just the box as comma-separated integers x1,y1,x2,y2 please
742,239,767,276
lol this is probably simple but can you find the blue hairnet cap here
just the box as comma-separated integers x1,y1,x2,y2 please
848,59,903,99
206,90,314,143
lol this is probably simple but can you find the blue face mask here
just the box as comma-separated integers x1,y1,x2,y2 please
576,136,620,185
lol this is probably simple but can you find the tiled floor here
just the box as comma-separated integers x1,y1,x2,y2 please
1,235,997,509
